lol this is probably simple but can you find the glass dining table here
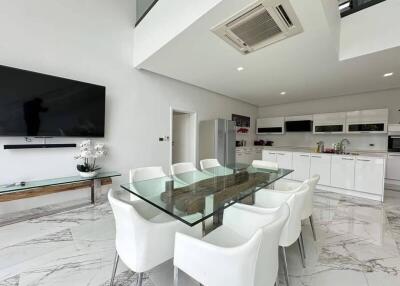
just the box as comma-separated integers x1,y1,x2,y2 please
120,164,293,229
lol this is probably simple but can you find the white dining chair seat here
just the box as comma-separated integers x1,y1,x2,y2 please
202,225,247,247
148,212,176,223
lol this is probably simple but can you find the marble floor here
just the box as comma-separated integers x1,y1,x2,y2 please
0,190,400,286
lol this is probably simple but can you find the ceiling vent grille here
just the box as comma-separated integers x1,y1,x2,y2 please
211,0,303,55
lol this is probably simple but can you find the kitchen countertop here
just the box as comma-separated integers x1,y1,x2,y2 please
262,146,388,158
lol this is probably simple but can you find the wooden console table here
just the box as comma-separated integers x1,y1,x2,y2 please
0,171,121,204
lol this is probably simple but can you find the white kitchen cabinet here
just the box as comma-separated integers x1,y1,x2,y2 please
310,154,331,185
276,151,293,179
243,148,253,164
254,147,263,161
331,155,355,189
256,117,285,134
292,152,310,181
346,109,388,134
262,150,277,162
355,157,385,195
313,112,346,134
236,149,246,164
386,153,400,180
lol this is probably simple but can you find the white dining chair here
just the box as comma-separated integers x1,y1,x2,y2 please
199,158,221,170
252,160,279,170
173,203,290,286
129,166,167,202
271,175,320,241
108,189,201,286
170,162,197,175
237,183,309,286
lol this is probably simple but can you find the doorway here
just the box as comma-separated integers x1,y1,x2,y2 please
170,108,197,167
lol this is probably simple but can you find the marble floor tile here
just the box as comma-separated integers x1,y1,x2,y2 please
0,190,400,286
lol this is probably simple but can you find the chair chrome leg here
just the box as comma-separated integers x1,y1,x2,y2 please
300,232,306,259
280,246,290,286
137,272,144,286
173,266,179,286
309,215,317,241
110,251,119,286
297,239,306,268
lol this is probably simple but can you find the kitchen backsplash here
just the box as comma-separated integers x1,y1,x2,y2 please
257,133,388,151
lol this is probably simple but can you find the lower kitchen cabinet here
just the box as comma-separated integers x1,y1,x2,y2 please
355,157,385,195
310,154,331,185
386,153,400,180
292,153,310,181
331,155,355,189
276,151,293,179
262,150,277,162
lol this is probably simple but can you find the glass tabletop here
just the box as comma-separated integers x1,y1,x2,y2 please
0,171,121,194
120,165,293,226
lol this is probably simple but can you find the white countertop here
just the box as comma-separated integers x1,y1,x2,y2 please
261,146,388,158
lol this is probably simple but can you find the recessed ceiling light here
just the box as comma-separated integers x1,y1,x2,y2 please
236,67,244,71
383,72,394,77
280,91,286,95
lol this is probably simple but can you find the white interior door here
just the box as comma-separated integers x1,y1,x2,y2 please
172,112,193,164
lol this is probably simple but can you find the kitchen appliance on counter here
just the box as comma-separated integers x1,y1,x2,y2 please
236,140,247,147
254,140,273,146
199,119,236,166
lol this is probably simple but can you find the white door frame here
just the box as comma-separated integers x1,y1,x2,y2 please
170,106,198,169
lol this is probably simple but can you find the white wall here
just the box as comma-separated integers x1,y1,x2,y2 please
257,88,400,151
0,0,257,185
340,0,400,60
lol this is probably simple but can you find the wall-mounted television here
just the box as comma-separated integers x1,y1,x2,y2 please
0,65,105,137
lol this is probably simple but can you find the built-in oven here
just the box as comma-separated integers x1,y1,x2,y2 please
388,133,400,152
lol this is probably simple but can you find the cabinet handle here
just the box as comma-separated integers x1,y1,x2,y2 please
389,154,400,157
277,153,286,155
342,158,354,161
357,159,371,162
311,156,322,158
300,155,309,157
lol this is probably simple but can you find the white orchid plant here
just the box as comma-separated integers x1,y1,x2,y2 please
75,140,107,173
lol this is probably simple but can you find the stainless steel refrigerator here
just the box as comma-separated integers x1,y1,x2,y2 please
199,119,236,166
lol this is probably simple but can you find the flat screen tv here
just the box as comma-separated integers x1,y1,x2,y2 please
0,65,105,137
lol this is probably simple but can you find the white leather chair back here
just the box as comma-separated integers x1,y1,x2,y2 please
252,160,279,170
174,203,289,286
129,166,166,202
170,162,197,175
227,204,290,286
109,189,158,272
129,166,166,183
302,175,320,220
279,184,309,247
199,159,220,170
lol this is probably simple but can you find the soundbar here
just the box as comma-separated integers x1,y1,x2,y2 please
4,144,77,150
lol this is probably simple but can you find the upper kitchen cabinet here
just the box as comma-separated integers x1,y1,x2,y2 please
346,109,388,134
256,117,285,135
285,115,313,132
313,112,346,134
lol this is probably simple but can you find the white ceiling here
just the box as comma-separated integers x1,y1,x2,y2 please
137,0,400,106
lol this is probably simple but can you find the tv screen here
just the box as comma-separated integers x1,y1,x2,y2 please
0,65,105,137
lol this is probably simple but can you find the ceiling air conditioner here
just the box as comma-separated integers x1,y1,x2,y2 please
211,0,303,55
